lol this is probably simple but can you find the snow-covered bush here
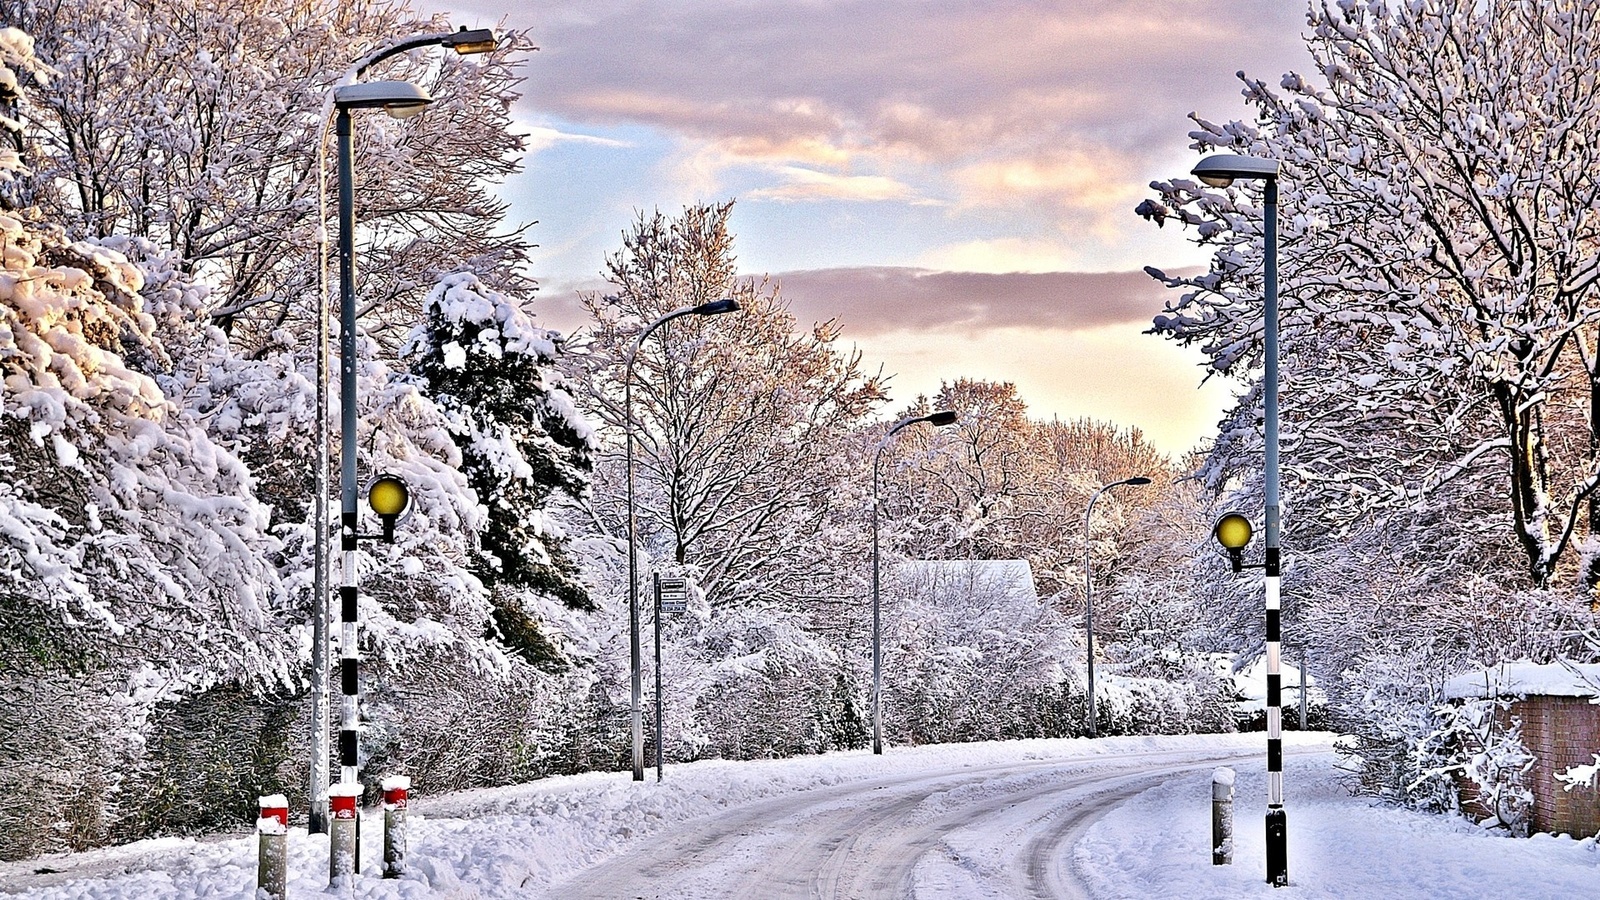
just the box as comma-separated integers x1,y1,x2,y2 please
679,605,851,759
1093,672,1236,737
1414,699,1536,836
881,560,1085,744
0,216,299,855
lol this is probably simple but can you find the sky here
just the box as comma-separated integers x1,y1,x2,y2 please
425,0,1313,456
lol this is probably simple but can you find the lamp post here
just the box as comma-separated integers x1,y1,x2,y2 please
625,299,741,782
1194,152,1286,887
870,410,958,755
1083,475,1151,738
310,26,499,836
327,78,433,881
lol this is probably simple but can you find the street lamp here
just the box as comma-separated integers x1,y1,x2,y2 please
366,473,413,543
1083,475,1152,738
325,78,437,881
1194,152,1287,887
625,298,741,781
870,409,959,755
309,26,499,838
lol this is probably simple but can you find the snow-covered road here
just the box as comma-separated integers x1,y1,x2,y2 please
6,732,1598,899
552,748,1266,899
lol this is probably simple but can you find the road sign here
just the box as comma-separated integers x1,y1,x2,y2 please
656,575,688,614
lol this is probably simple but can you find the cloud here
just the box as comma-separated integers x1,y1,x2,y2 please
770,266,1190,336
460,0,1308,221
530,264,1196,338
914,238,1083,274
746,167,923,203
519,123,632,153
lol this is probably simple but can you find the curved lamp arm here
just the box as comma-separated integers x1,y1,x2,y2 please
868,408,957,755
623,296,739,780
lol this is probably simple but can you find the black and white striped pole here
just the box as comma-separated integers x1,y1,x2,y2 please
1196,152,1286,888
313,27,501,839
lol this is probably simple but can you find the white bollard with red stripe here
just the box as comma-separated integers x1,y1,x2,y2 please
257,794,288,899
329,781,364,884
382,775,410,879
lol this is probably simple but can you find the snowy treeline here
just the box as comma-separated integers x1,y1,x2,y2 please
1137,0,1600,827
0,8,1219,861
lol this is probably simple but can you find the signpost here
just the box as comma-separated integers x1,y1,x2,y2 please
653,575,688,781
657,575,688,613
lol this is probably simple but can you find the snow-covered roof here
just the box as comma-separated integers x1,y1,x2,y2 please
1441,661,1600,700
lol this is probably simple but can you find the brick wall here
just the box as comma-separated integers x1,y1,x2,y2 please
1457,696,1600,838
1516,696,1600,837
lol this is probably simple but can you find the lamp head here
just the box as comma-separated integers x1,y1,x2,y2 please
924,410,959,427
1191,154,1280,188
693,298,741,316
1213,513,1253,550
442,27,499,55
333,80,433,120
1124,476,1153,486
1213,512,1253,574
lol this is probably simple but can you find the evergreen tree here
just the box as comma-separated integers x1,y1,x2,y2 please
407,272,595,663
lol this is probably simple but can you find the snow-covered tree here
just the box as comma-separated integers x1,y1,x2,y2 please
1137,0,1600,807
0,26,49,212
0,214,297,855
883,382,1171,602
406,271,596,666
2,0,531,349
578,201,889,608
1140,0,1600,590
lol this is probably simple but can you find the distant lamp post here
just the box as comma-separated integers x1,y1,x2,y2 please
1083,475,1152,738
310,26,499,838
870,409,959,755
625,298,741,782
1193,151,1288,888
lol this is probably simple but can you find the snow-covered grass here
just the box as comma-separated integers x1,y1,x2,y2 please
1077,744,1599,898
0,733,1593,898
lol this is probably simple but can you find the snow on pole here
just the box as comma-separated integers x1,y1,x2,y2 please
257,795,288,900
382,775,410,879
328,780,363,885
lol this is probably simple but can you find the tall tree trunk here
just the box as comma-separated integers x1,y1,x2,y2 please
1496,380,1549,585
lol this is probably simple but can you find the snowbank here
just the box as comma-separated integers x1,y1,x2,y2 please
1442,661,1600,700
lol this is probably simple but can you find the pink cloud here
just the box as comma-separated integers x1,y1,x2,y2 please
487,0,1305,163
772,266,1184,335
528,265,1194,337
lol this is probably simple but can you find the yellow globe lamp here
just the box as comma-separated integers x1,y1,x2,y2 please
1213,513,1253,572
366,474,411,542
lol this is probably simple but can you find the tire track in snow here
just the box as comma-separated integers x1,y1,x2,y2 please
552,748,1265,899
